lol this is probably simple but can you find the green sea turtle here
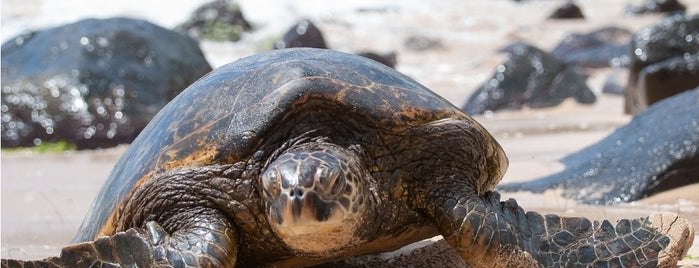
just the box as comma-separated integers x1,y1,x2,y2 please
2,48,693,267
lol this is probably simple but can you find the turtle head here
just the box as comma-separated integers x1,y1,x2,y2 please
261,142,371,253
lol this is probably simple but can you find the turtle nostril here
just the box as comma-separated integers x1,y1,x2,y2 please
290,187,304,198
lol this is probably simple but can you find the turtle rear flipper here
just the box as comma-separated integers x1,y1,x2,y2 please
424,191,694,267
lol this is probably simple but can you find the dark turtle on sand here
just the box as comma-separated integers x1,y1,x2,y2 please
2,48,693,267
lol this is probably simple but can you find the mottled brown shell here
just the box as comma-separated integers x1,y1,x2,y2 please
74,48,503,242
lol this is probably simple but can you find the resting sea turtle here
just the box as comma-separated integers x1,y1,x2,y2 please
2,48,693,267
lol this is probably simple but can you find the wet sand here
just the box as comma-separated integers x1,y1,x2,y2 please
2,0,698,266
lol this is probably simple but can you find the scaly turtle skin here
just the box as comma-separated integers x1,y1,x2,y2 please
2,48,693,267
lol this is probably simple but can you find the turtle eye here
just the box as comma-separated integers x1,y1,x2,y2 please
261,168,281,199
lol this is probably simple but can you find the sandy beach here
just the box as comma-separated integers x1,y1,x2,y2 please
2,0,698,266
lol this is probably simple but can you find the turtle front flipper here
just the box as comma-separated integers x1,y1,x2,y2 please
44,164,245,267
2,258,62,267
2,214,238,267
425,191,694,267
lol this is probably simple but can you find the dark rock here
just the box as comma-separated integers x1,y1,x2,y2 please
625,0,686,15
548,2,585,19
1,17,212,149
356,51,397,68
355,6,401,13
403,35,443,51
274,19,327,49
176,0,252,42
625,14,699,113
461,43,596,115
497,41,529,53
498,88,699,205
551,27,632,68
638,54,699,106
601,71,627,95
272,20,397,68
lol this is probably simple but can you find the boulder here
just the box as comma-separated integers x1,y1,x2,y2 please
274,19,327,49
462,43,595,115
498,88,699,205
403,35,443,51
1,17,212,149
176,0,252,41
625,0,686,15
625,14,699,113
601,70,628,95
273,20,397,68
551,27,632,68
356,51,397,69
548,2,585,19
637,54,699,107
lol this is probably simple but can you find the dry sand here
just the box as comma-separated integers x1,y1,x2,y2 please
2,0,698,266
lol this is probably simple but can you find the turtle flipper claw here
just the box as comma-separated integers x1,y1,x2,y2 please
648,212,695,268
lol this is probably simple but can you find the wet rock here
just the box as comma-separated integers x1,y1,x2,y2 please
461,43,596,115
356,51,397,68
273,20,397,68
274,19,327,49
548,2,585,19
601,70,627,95
403,35,443,51
625,0,686,15
1,17,212,149
638,54,699,107
175,0,252,41
498,88,699,205
355,6,401,14
551,27,632,68
625,14,699,114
